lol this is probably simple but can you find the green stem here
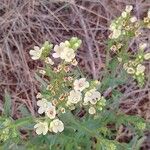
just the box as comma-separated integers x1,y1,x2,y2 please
69,114,102,141
14,116,34,127
69,113,127,149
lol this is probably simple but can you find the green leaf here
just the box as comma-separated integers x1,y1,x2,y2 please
35,73,47,87
18,105,30,117
4,90,12,117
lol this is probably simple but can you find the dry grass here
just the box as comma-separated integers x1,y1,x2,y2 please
0,0,150,149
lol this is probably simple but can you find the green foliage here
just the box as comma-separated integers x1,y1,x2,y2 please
1,6,150,150
4,90,12,117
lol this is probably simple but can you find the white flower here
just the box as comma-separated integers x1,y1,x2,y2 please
45,57,54,65
94,80,101,85
68,90,82,104
39,70,46,75
88,107,96,114
84,88,101,105
73,78,89,91
109,22,116,31
136,64,145,75
144,53,150,60
121,11,127,18
60,47,75,62
130,16,137,23
36,92,42,99
71,59,78,66
60,107,66,113
117,57,122,62
37,99,48,114
34,122,48,135
66,101,76,110
82,101,88,106
139,43,147,50
45,103,56,119
125,5,133,13
29,46,43,60
49,119,64,133
127,67,135,74
148,9,150,18
52,41,70,58
111,29,121,39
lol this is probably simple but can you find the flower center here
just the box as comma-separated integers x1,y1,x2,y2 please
48,110,54,115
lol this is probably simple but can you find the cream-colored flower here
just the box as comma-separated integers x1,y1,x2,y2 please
39,70,46,75
34,122,48,135
68,90,82,104
71,59,78,66
66,101,76,110
147,23,150,29
49,119,64,133
46,84,53,90
130,16,137,23
63,66,70,72
60,107,66,113
111,29,121,39
125,5,133,13
144,53,150,60
117,43,122,49
127,67,135,74
45,57,54,65
121,11,127,18
148,9,150,18
29,46,43,60
60,47,75,62
136,64,145,75
88,107,96,114
36,92,42,99
82,101,88,106
52,41,70,58
52,99,58,106
109,22,116,31
117,57,122,62
73,78,89,91
45,103,56,119
37,99,48,114
144,17,149,23
139,43,147,50
94,80,101,86
68,76,73,82
110,45,117,52
84,88,101,105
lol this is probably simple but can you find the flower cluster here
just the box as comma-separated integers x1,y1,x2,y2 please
52,37,81,63
109,5,139,40
109,5,150,86
26,10,149,148
34,98,64,135
67,78,106,115
29,37,81,64
30,38,81,135
123,43,150,86
29,46,43,60
34,78,106,135
30,38,106,135
29,41,53,60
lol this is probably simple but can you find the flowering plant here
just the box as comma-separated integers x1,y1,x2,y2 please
109,6,150,86
31,37,107,136
0,5,149,150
